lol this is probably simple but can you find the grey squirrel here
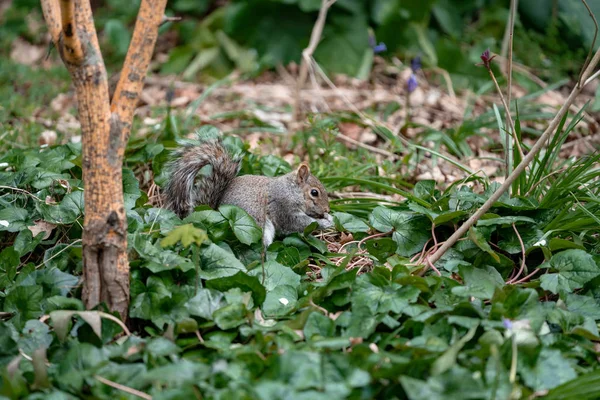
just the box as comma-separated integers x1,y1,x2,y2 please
163,136,333,247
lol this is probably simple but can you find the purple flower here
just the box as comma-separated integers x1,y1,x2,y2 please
502,318,513,330
480,48,495,68
373,43,387,54
407,73,418,93
369,33,387,54
410,56,421,73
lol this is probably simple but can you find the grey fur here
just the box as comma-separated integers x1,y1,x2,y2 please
164,139,333,246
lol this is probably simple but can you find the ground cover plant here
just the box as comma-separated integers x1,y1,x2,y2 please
1,0,600,399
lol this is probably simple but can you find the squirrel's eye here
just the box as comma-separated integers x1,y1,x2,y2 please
310,189,319,197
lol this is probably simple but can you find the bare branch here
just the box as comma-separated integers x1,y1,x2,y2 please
111,0,168,151
40,0,61,45
293,0,336,121
59,0,84,64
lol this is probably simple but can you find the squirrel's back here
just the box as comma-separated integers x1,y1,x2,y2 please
163,140,240,218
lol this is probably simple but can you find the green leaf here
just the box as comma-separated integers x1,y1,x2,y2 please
540,249,600,294
3,285,44,329
545,368,600,400
0,247,19,289
468,226,500,262
219,204,262,245
452,265,504,300
304,312,335,340
199,243,247,280
519,348,577,391
213,302,248,330
262,285,298,317
314,13,370,77
248,260,301,291
0,207,32,232
36,191,83,225
160,224,208,248
185,288,227,320
206,271,266,306
431,325,478,376
369,207,430,256
333,212,370,233
0,321,18,357
18,320,53,355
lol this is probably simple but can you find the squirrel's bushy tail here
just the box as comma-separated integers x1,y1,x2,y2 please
163,139,240,218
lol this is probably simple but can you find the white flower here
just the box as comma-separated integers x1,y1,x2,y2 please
533,239,547,247
0,220,9,227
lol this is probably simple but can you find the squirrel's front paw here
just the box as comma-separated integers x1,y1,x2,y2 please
317,214,334,230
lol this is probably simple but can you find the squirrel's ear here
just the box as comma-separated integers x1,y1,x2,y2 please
296,163,310,184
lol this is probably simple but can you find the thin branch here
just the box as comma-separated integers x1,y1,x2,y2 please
160,15,181,27
428,46,600,265
506,223,526,284
577,0,598,88
40,0,61,44
485,66,524,168
111,0,168,149
505,0,518,180
59,0,84,64
294,0,336,121
0,186,43,202
95,375,152,400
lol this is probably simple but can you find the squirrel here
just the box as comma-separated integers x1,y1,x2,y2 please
163,135,333,247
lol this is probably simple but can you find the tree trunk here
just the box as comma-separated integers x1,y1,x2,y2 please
40,0,167,320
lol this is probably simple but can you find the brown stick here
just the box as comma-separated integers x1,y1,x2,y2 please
40,0,167,320
293,0,336,121
428,46,600,266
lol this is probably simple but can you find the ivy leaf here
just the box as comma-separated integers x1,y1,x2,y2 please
248,260,301,291
36,191,83,225
333,212,370,233
160,224,208,248
219,204,262,245
3,285,44,329
262,285,298,317
18,320,53,355
540,249,600,294
206,271,266,306
199,243,247,280
369,207,430,256
452,265,504,300
304,312,335,340
213,302,248,330
0,206,32,232
185,288,227,320
519,348,577,391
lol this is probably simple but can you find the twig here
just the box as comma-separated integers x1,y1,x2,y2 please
505,0,518,180
159,15,181,27
428,46,600,265
577,0,598,88
484,60,524,170
0,186,43,202
35,239,82,269
506,223,526,284
95,375,152,400
294,0,336,121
